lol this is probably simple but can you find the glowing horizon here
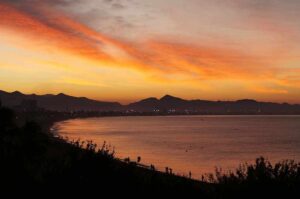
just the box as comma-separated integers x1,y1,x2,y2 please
0,0,300,103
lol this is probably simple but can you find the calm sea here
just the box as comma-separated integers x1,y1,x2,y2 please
53,115,300,179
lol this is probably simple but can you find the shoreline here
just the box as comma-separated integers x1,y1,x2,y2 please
1,107,300,196
45,114,205,182
50,114,300,179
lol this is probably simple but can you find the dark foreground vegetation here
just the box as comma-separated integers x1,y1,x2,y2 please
0,107,300,197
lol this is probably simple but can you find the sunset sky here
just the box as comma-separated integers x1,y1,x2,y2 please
0,0,300,103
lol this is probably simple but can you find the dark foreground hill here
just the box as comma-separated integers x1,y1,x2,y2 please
0,107,300,197
1,90,300,114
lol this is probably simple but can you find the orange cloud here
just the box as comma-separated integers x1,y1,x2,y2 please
0,3,113,61
122,39,282,80
0,2,278,80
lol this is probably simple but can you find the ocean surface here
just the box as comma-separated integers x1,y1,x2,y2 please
53,115,300,179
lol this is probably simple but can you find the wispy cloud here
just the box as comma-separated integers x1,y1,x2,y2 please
0,0,299,102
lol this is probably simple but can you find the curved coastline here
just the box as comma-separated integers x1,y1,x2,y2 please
1,107,300,197
51,114,300,179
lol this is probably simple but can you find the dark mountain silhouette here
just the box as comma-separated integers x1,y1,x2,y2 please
0,90,122,112
128,94,300,114
126,97,160,111
1,90,300,114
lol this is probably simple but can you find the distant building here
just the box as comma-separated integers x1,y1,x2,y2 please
167,108,176,113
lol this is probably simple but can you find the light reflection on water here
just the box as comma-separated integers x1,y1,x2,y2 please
54,115,300,179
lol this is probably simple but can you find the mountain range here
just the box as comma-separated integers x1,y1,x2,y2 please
0,90,121,112
1,90,300,114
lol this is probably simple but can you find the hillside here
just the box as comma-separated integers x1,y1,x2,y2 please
0,90,122,112
128,95,300,114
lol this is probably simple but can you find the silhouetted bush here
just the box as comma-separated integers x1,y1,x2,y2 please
207,157,300,198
